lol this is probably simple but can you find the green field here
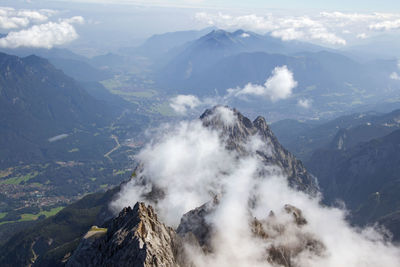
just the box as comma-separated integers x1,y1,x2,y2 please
0,171,39,185
0,207,64,225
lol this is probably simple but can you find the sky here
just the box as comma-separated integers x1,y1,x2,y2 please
17,0,400,12
1,0,400,56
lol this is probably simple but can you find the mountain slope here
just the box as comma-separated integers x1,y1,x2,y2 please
272,109,400,161
0,52,116,166
307,129,400,238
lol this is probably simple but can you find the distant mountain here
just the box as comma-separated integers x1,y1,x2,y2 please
272,109,400,161
0,47,114,82
342,34,400,60
155,29,399,120
49,57,113,82
0,47,88,62
120,27,216,59
157,29,326,91
0,52,120,166
89,53,126,71
307,129,400,240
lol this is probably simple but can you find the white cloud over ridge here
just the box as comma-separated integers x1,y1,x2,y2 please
112,113,400,267
228,65,297,101
169,66,298,115
298,98,312,108
195,11,400,45
369,19,400,31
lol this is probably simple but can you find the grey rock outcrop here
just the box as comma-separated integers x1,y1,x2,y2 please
201,106,318,194
67,202,187,267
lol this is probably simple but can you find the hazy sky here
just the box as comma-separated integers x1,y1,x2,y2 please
2,0,400,56
25,0,400,12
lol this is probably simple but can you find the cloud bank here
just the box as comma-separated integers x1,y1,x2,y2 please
0,7,83,49
195,11,400,45
111,109,400,266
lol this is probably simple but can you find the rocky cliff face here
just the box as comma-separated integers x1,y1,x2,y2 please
70,200,324,267
67,202,187,267
307,129,400,240
201,106,318,194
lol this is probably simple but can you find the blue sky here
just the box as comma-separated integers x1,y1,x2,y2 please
6,0,400,12
39,0,400,12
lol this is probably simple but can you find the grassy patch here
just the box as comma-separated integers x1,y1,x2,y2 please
89,226,107,232
68,148,79,153
0,212,7,219
110,89,157,98
0,171,39,185
151,102,176,116
113,170,129,176
100,184,108,189
40,207,64,217
19,207,65,222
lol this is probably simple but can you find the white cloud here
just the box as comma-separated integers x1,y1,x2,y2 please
0,7,56,30
356,33,368,39
0,16,84,49
170,66,299,116
271,27,305,41
195,12,347,45
112,113,400,267
390,72,400,80
203,106,237,126
240,32,250,38
170,94,202,114
228,65,297,102
195,11,400,45
297,98,312,108
369,19,400,31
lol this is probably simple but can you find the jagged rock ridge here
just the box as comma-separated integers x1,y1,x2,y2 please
67,202,188,267
201,106,318,194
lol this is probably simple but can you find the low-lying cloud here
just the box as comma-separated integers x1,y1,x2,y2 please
169,66,303,115
228,65,297,101
111,108,400,266
170,95,202,114
297,98,313,108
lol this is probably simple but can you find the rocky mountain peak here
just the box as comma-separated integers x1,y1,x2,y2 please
200,106,318,194
67,202,186,267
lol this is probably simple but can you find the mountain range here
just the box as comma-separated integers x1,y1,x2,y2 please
0,107,318,266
